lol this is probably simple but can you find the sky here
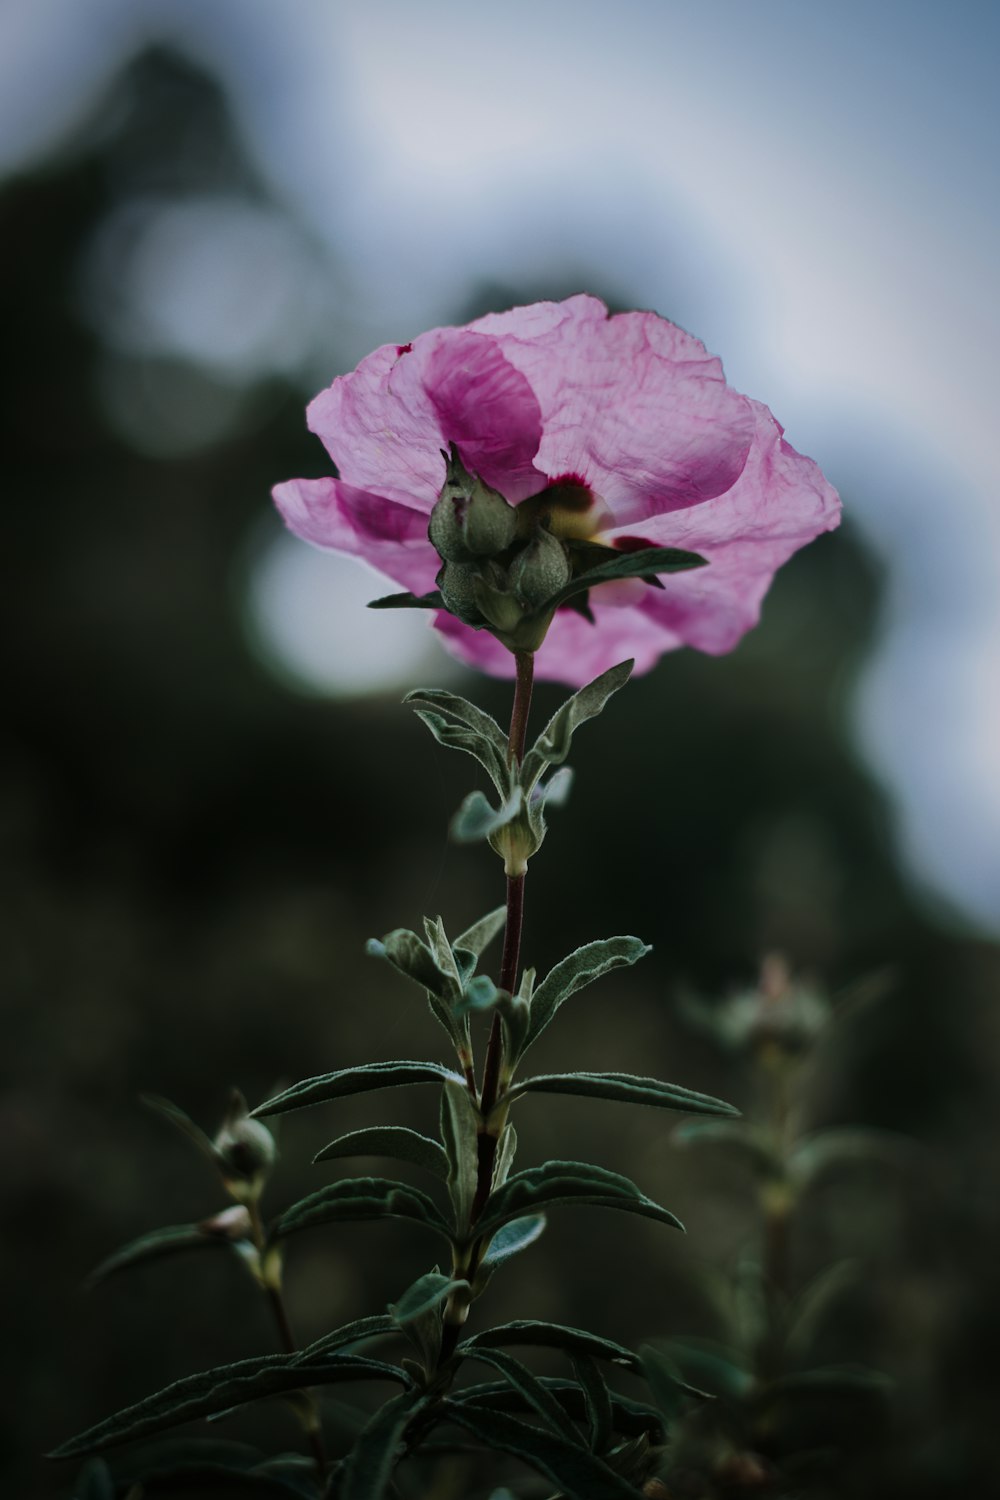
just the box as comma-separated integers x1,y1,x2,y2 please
3,0,998,931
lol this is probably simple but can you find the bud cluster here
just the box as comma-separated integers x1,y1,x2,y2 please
429,446,572,652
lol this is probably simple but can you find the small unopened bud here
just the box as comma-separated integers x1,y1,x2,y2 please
198,1204,253,1241
213,1089,277,1203
437,560,488,624
509,525,571,608
428,444,517,561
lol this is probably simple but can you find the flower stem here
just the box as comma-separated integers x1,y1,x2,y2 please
248,1202,328,1486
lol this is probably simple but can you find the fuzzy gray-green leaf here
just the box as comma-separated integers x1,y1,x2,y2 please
450,787,523,843
521,936,651,1052
476,1161,683,1238
313,1127,447,1178
508,1071,737,1118
520,659,634,795
454,905,507,960
389,1271,469,1327
479,1214,546,1270
253,1062,461,1119
440,1079,479,1231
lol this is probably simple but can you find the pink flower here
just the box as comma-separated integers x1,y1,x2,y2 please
273,295,839,685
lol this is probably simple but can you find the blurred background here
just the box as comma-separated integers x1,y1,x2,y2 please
3,1,998,1494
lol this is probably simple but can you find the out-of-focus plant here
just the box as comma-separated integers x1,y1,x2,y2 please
53,297,839,1497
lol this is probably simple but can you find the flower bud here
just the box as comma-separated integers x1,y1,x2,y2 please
213,1088,277,1203
437,560,488,625
428,445,517,562
508,525,571,609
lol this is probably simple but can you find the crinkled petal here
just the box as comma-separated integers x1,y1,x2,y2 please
272,477,439,596
305,332,543,509
435,599,673,684
471,294,756,519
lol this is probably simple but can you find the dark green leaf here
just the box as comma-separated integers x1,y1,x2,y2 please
275,1178,453,1243
672,1119,776,1175
340,1392,425,1500
253,1063,461,1119
50,1354,409,1459
440,1079,479,1232
519,660,634,794
454,905,507,959
389,1271,469,1328
659,1337,754,1400
404,688,508,755
462,1347,583,1446
87,1224,230,1286
789,1128,919,1189
367,590,443,610
572,1354,614,1454
452,1379,662,1440
409,710,510,797
546,546,706,612
521,937,651,1052
479,1215,546,1271
313,1127,447,1178
441,1401,641,1499
638,1346,711,1423
491,1123,518,1191
366,929,458,1002
450,787,523,843
298,1315,399,1362
405,690,511,796
476,1161,683,1238
461,1320,638,1370
509,1070,737,1118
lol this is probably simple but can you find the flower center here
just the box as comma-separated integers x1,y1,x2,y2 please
518,477,612,543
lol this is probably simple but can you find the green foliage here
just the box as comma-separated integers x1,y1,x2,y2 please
297,1315,398,1362
508,1070,738,1116
672,1118,778,1176
461,1320,639,1370
440,1079,479,1231
338,1391,426,1500
461,1347,583,1446
452,1379,663,1440
274,1178,453,1244
451,786,524,843
389,1271,468,1328
518,935,651,1054
87,1223,233,1286
367,588,444,611
475,1160,684,1238
51,1353,410,1458
253,1063,462,1119
519,659,634,795
313,1127,447,1178
571,1353,615,1454
477,1214,546,1271
441,1401,643,1499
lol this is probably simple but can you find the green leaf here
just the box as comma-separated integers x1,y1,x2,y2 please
572,1353,614,1454
389,1271,469,1328
50,1353,409,1459
87,1224,230,1286
313,1127,447,1178
367,929,459,1003
479,1215,546,1271
140,1093,218,1165
405,690,511,797
658,1337,754,1400
297,1314,398,1362
461,1321,639,1370
520,937,651,1052
404,688,508,755
508,1070,738,1118
545,545,707,612
672,1119,776,1175
492,1123,518,1191
765,1365,892,1399
253,1062,462,1119
440,1080,479,1232
422,916,464,993
454,905,507,960
450,787,523,843
783,1260,862,1363
453,973,504,1017
788,1127,918,1189
442,1402,641,1499
453,1379,662,1441
462,1347,583,1446
476,1161,683,1238
519,660,634,795
274,1178,453,1244
368,589,443,610
340,1391,425,1500
638,1346,711,1423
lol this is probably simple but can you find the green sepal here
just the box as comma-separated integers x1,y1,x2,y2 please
572,1353,614,1455
519,936,651,1055
461,1320,639,1370
86,1224,233,1286
520,660,634,796
507,1070,738,1117
297,1314,398,1362
339,1390,427,1500
367,589,443,611
313,1127,448,1178
441,1401,641,1499
475,1161,684,1238
461,1347,584,1446
253,1062,462,1119
478,1214,546,1272
440,1080,479,1232
274,1178,453,1244
50,1353,410,1459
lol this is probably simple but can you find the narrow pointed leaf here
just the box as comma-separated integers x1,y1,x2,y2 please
572,1353,614,1454
87,1224,230,1286
492,1123,518,1191
453,1380,663,1440
442,1402,641,1499
50,1354,409,1459
422,916,464,993
455,905,507,959
462,1347,583,1446
521,937,651,1052
298,1315,398,1362
520,660,634,794
274,1178,453,1243
313,1127,447,1178
368,590,443,610
508,1071,738,1117
404,688,508,755
545,546,707,612
340,1391,425,1500
409,711,510,797
253,1062,461,1119
389,1271,469,1328
366,929,459,1003
440,1079,479,1231
476,1161,683,1237
140,1094,218,1165
479,1215,546,1270
461,1321,639,1370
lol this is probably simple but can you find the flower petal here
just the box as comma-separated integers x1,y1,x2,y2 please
272,477,439,596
